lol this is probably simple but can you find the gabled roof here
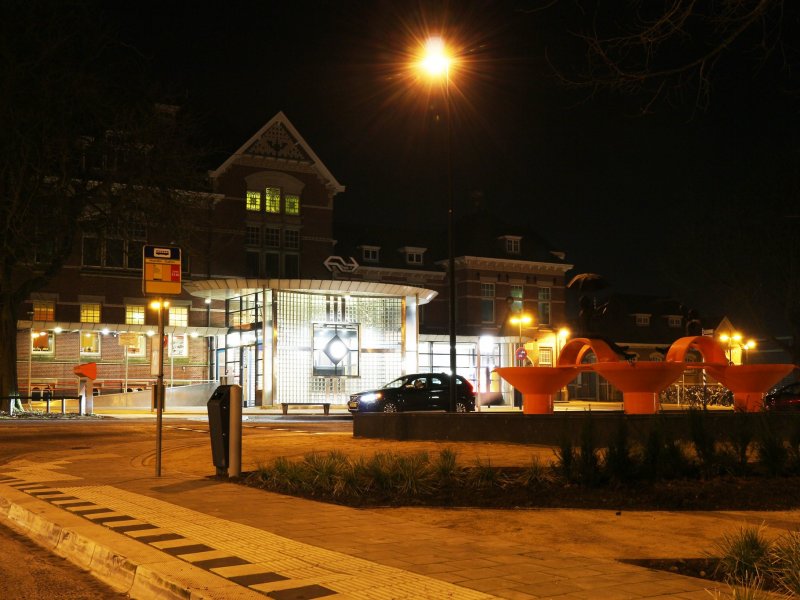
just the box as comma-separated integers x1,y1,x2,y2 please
210,111,344,193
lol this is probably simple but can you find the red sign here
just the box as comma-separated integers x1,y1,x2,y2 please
516,347,528,361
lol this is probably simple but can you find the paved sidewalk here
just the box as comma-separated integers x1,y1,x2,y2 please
0,421,793,599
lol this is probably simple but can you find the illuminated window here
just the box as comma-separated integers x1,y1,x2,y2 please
80,332,101,355
264,228,280,248
80,303,101,323
169,333,188,357
284,230,299,249
312,323,359,376
31,331,54,353
169,306,188,327
265,187,281,213
635,314,651,326
245,226,260,245
510,285,523,313
122,333,147,357
480,283,495,322
539,347,553,366
285,194,300,215
538,287,551,326
246,190,261,211
668,316,682,328
33,301,55,321
126,305,145,325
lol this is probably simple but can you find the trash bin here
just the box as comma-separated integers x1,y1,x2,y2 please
207,385,232,476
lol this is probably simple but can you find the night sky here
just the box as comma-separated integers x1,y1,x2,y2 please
102,1,799,322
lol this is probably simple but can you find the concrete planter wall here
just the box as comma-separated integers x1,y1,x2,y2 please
353,411,800,446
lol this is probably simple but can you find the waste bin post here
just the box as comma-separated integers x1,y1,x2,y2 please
229,385,242,478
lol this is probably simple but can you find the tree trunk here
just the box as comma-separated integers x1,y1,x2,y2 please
0,293,19,411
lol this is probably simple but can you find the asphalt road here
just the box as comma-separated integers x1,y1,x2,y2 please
0,519,128,599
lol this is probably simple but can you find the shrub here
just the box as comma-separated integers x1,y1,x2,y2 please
707,573,768,600
394,452,433,497
642,417,691,480
554,435,576,482
516,456,553,488
603,418,637,482
577,413,602,484
271,456,308,494
770,530,800,596
727,412,755,475
365,452,399,494
713,525,772,583
432,447,463,487
689,408,720,477
467,457,506,489
755,414,788,476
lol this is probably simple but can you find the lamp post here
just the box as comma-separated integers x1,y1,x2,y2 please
420,36,457,411
509,313,533,366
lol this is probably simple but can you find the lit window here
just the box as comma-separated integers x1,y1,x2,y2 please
668,316,682,328
635,314,651,326
122,333,147,357
80,332,101,355
33,301,55,321
538,287,551,326
481,283,495,323
31,331,54,353
265,187,281,213
539,347,553,366
285,194,300,215
245,226,260,245
264,228,280,248
510,285,523,313
168,333,188,357
246,190,261,211
284,230,299,250
80,303,101,324
169,306,188,327
362,247,379,263
126,305,145,325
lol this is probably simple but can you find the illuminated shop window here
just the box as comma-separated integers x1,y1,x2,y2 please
31,331,54,354
169,333,188,357
33,301,55,321
80,303,101,323
539,347,553,366
284,194,300,215
313,323,359,377
246,190,261,211
126,305,145,325
123,334,147,357
80,332,101,355
265,187,281,213
169,306,188,327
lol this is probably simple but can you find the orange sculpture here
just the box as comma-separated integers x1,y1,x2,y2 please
494,367,577,414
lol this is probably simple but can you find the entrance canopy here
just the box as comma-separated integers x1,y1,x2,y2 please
185,278,438,303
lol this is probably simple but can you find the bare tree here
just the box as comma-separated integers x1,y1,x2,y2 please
0,2,206,400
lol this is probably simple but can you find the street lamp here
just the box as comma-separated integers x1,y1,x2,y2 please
418,36,458,411
509,313,533,365
719,332,755,365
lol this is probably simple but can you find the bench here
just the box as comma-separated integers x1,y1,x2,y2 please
280,402,331,416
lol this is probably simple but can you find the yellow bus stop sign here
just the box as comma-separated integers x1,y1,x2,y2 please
143,245,182,296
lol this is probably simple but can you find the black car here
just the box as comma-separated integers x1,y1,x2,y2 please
764,381,800,411
348,373,476,413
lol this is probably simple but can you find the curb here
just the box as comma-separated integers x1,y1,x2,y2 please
0,493,195,600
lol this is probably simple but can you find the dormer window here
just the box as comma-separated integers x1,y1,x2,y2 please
634,314,651,326
668,316,682,328
361,246,380,263
400,246,426,266
501,235,522,255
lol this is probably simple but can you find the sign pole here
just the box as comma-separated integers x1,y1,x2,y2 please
156,299,165,477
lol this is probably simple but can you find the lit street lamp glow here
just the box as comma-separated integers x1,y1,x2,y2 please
510,313,533,365
419,37,451,76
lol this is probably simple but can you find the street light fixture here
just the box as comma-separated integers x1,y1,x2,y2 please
509,313,533,365
418,36,458,411
719,332,755,365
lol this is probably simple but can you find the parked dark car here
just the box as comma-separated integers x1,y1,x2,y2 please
348,373,476,413
764,381,800,411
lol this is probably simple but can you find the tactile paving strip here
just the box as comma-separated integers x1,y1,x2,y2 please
0,474,494,600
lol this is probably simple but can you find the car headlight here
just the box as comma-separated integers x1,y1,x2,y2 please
360,392,382,403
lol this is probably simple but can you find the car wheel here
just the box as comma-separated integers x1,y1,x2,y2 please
382,401,399,413
455,401,469,413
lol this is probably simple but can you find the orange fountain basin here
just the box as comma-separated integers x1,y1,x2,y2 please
593,362,685,414
494,367,577,414
704,364,795,412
